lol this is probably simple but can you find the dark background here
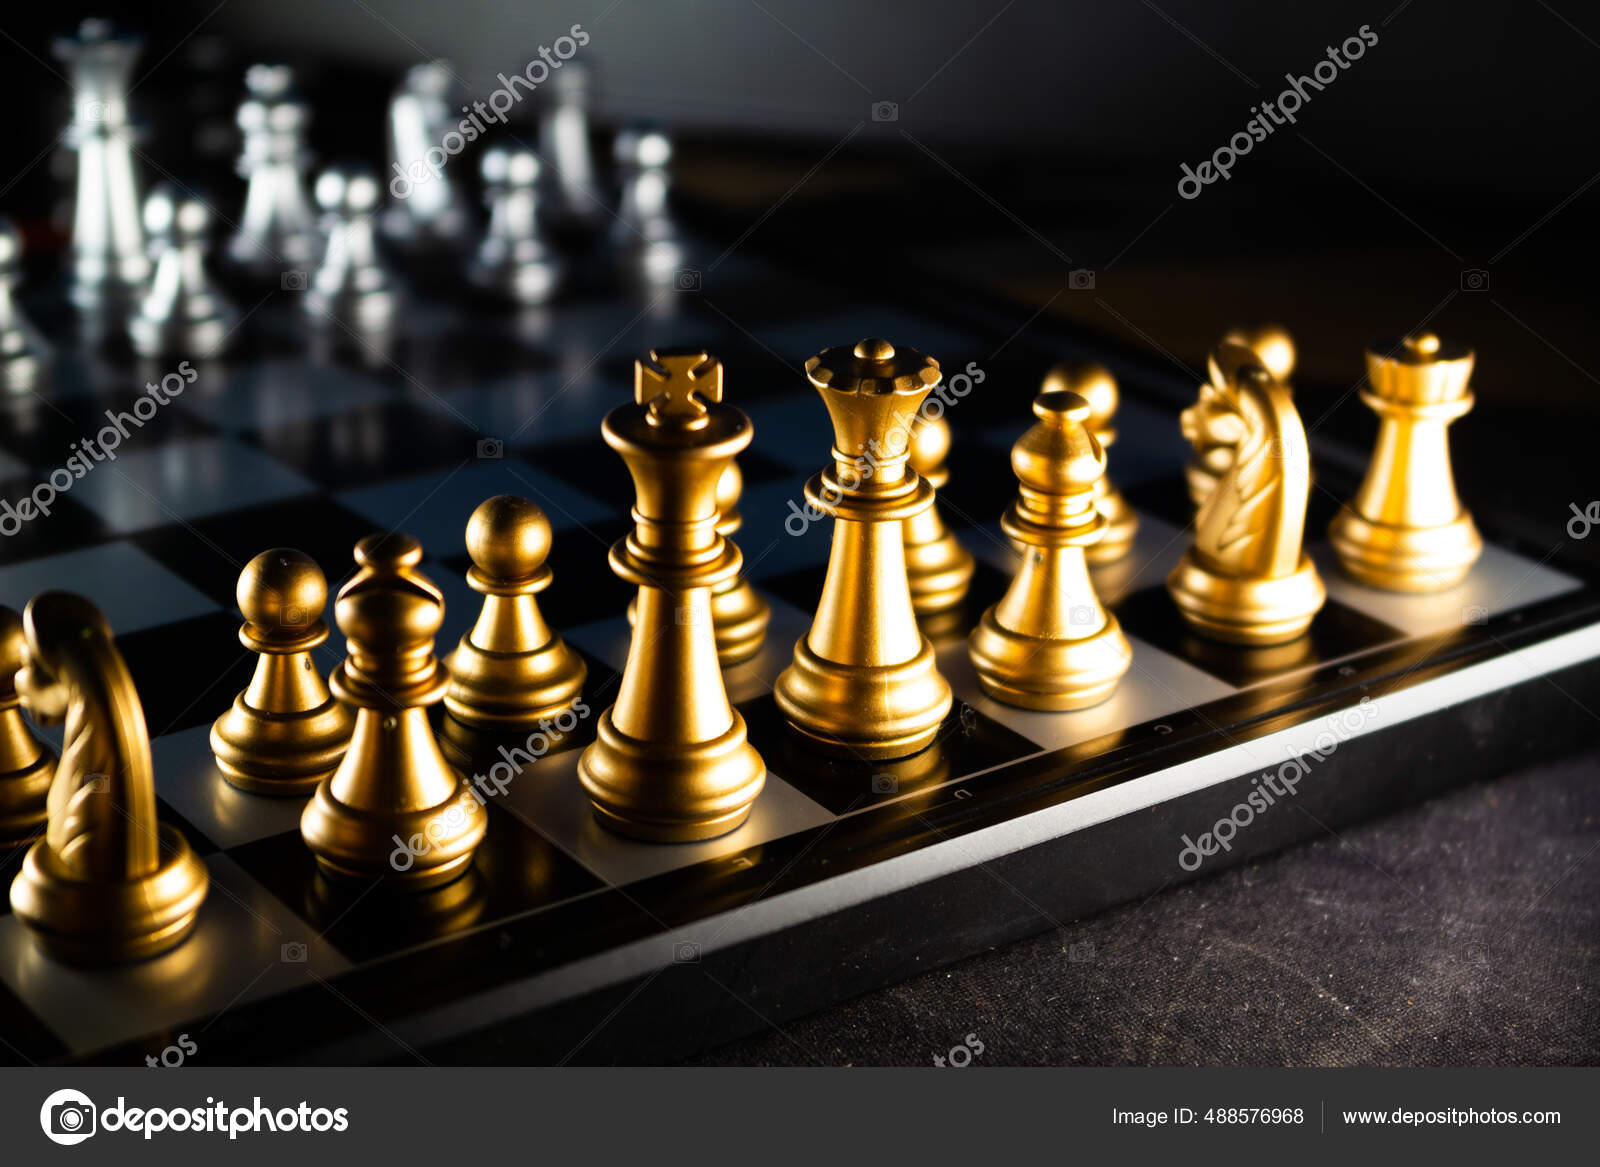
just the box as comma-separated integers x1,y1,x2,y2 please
2,1,1597,1064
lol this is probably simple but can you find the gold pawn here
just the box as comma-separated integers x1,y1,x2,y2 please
211,550,353,795
578,350,766,842
903,412,975,627
301,535,486,889
1328,333,1482,591
10,592,209,964
774,338,953,760
443,495,587,736
1041,362,1138,563
969,391,1132,709
627,462,771,665
1186,325,1297,509
0,605,53,845
709,461,772,664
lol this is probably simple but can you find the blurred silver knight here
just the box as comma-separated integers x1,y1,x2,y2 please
382,61,473,248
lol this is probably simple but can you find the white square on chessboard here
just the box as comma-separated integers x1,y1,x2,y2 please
937,632,1235,752
494,747,834,887
0,541,217,633
1312,541,1580,637
65,436,317,533
0,855,348,1059
174,359,392,432
418,371,617,444
153,725,311,849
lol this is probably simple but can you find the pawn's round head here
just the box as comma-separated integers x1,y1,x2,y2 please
315,167,380,214
238,548,326,634
908,413,951,474
145,189,211,241
1041,362,1117,430
716,462,743,514
615,127,671,169
0,219,22,269
1221,324,1295,382
0,604,24,694
466,494,551,581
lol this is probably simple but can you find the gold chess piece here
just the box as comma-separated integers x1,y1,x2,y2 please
709,461,772,664
301,535,486,888
210,550,353,795
444,495,587,733
903,412,975,624
1041,361,1138,563
577,350,766,842
1168,344,1325,645
0,606,54,845
1328,333,1482,591
774,338,953,759
970,391,1132,709
9,592,209,964
1186,324,1297,509
627,461,771,665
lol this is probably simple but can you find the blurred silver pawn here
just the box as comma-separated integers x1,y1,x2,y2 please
130,186,237,359
0,221,48,393
471,147,562,305
610,127,683,288
229,65,322,281
304,167,400,334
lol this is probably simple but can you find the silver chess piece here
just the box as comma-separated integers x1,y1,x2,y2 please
471,147,562,305
381,61,473,249
130,186,237,359
538,62,602,229
304,166,399,333
0,221,47,394
228,65,322,281
54,19,150,320
611,127,683,287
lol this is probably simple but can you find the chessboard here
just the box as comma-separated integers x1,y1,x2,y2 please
1,225,1598,1066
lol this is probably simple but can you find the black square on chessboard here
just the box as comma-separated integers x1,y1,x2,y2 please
0,478,109,565
1112,585,1408,689
0,388,217,459
739,693,1039,816
132,495,387,608
118,610,257,737
227,805,605,966
241,401,483,490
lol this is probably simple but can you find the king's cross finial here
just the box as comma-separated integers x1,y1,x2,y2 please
636,349,723,425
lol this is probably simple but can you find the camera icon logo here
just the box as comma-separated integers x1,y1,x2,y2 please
1068,268,1096,290
870,773,899,795
40,1088,97,1145
281,269,309,292
673,941,701,963
1461,605,1489,626
674,268,702,292
281,941,308,963
871,100,899,122
1459,268,1490,292
476,437,504,460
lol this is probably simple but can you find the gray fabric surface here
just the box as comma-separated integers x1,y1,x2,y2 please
691,749,1600,1066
